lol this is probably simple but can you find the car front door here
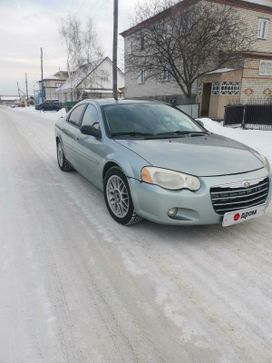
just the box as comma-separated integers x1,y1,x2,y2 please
75,104,106,189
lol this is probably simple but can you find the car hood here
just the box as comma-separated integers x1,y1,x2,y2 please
115,134,264,177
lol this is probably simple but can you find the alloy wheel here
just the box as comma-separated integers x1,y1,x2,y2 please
106,175,129,218
57,142,64,167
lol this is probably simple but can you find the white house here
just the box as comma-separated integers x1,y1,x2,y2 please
121,0,272,119
57,57,124,103
36,71,68,104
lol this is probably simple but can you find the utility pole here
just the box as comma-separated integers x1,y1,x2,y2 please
112,0,118,101
25,72,29,106
17,81,20,98
33,84,36,105
40,47,44,103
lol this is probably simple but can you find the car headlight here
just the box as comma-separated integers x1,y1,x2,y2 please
260,154,271,173
141,167,200,191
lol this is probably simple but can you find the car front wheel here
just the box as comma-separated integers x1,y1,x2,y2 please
104,167,142,225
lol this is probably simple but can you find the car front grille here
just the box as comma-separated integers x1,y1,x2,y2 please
210,177,270,215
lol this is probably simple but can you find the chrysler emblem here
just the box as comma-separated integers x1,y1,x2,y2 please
243,181,250,188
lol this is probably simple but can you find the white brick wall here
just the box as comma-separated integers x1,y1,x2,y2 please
237,8,272,53
123,0,272,100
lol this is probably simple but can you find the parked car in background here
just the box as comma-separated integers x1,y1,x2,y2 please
35,101,62,111
55,99,271,227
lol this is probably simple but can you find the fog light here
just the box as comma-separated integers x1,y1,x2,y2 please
168,208,178,218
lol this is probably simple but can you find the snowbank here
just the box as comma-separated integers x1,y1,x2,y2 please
11,106,67,120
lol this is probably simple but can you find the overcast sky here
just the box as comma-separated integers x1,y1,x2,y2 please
0,0,143,95
1,0,270,96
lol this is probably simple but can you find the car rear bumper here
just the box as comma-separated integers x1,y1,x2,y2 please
128,168,271,226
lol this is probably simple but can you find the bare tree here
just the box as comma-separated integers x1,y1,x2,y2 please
127,0,255,99
59,15,103,77
133,0,177,24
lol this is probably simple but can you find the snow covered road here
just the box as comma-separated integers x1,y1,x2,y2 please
0,106,272,363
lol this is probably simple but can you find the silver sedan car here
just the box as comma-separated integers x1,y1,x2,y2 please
55,99,271,226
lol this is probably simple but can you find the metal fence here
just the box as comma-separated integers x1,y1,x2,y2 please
127,95,199,118
176,104,200,119
224,101,272,130
63,101,78,112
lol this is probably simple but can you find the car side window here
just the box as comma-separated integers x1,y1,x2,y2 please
81,104,100,130
68,104,86,127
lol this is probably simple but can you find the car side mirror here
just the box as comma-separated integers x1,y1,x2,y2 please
81,125,102,139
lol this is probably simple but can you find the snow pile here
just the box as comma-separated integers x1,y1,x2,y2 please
243,0,272,7
200,118,272,164
10,106,67,120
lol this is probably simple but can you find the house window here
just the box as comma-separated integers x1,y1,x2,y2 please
220,82,240,95
197,82,203,96
211,82,240,95
163,23,172,39
137,70,145,84
211,82,220,95
259,60,272,75
127,40,133,55
161,68,170,82
258,18,269,39
140,34,145,50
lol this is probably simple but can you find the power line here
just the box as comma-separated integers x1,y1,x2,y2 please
79,0,105,19
25,72,29,105
74,0,88,15
40,47,44,103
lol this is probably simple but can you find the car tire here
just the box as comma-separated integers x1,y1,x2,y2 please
56,140,73,172
104,167,143,226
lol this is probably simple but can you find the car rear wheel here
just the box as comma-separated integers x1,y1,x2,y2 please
104,167,142,225
57,140,73,172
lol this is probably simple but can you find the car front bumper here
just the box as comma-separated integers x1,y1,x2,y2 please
128,168,271,226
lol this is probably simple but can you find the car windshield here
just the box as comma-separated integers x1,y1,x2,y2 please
102,103,205,139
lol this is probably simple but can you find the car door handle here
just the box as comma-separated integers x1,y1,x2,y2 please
74,136,79,142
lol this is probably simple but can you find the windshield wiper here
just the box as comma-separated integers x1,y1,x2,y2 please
155,130,209,137
110,131,155,138
110,130,209,139
180,131,209,136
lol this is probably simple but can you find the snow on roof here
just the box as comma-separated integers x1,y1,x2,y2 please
83,89,113,94
0,96,19,100
57,57,107,92
37,76,65,82
53,70,68,76
207,68,239,74
46,75,63,80
243,0,272,7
